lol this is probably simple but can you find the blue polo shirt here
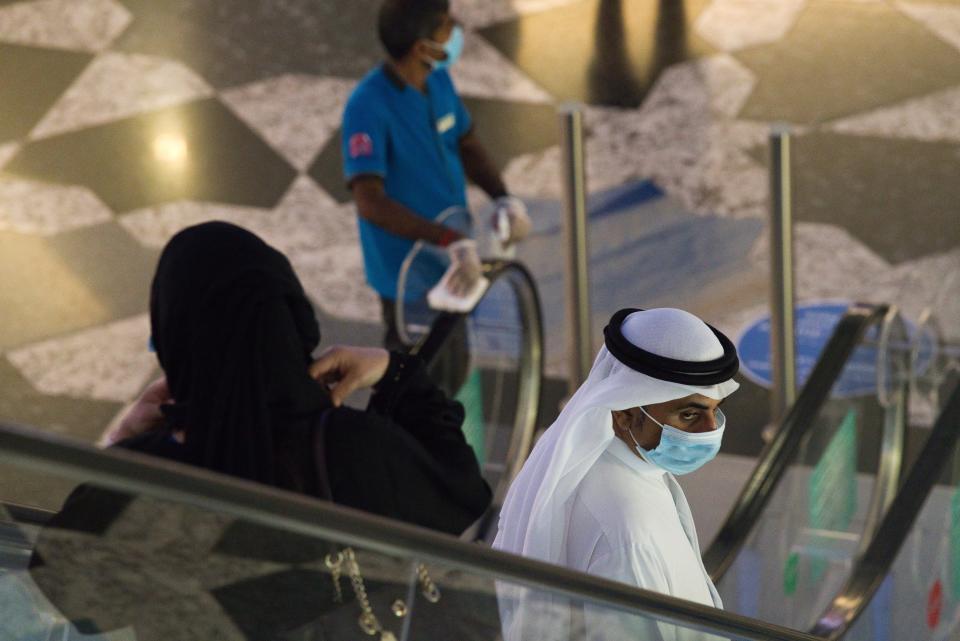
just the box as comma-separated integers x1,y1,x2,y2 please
342,64,471,298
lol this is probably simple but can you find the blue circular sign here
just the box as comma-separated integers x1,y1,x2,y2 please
737,301,933,398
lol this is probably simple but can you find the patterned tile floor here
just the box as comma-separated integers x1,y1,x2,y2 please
1,0,959,495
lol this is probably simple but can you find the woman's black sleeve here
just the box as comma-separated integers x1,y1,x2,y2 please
367,352,469,440
322,352,491,534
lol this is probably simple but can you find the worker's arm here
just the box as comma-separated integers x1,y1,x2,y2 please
350,176,465,245
458,129,508,199
458,129,531,245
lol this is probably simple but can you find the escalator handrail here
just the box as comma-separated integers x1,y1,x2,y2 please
703,302,890,582
1,500,53,527
809,379,960,640
409,259,534,364
411,260,544,540
0,421,821,641
411,259,543,497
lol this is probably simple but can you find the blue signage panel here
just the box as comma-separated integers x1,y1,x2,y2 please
737,301,933,399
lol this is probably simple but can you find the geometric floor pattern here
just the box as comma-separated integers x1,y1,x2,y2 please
1,0,959,472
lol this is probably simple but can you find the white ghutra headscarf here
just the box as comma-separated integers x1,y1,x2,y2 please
493,308,740,638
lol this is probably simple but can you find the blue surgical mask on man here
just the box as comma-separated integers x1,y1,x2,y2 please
425,25,464,70
627,407,726,475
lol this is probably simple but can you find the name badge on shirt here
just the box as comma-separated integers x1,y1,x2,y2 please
436,113,456,134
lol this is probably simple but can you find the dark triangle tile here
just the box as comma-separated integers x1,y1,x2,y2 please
112,0,384,88
463,97,558,171
0,43,92,143
735,2,960,124
308,97,558,204
308,138,351,204
32,486,134,536
6,99,297,212
214,521,329,564
747,131,960,264
0,357,122,447
212,568,340,638
0,223,158,351
480,0,715,108
46,222,160,320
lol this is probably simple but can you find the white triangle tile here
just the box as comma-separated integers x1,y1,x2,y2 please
266,176,359,256
828,86,960,143
451,0,518,28
466,184,492,215
0,142,20,170
291,242,380,322
120,178,356,254
897,2,960,55
30,52,214,140
695,0,806,51
502,53,769,220
6,314,156,403
513,0,585,13
118,178,374,320
30,529,259,640
862,247,960,342
500,146,563,200
0,0,131,52
749,224,960,418
452,0,582,28
505,118,770,219
647,53,757,118
451,31,553,103
0,176,113,234
220,74,356,171
119,200,265,250
750,222,891,302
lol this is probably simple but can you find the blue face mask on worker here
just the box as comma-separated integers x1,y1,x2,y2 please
626,406,726,475
424,25,464,70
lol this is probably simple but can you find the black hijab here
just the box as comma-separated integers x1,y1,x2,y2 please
150,221,329,485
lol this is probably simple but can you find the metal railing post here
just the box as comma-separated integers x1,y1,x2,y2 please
769,125,797,424
559,103,592,391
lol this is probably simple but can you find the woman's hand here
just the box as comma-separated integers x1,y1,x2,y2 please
309,346,390,407
98,376,171,447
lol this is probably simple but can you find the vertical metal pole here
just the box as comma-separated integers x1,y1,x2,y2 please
769,125,796,423
559,103,592,391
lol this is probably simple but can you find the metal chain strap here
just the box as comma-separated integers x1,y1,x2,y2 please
324,551,344,603
324,547,442,640
417,563,441,603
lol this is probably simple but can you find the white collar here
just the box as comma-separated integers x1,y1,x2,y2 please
606,437,668,479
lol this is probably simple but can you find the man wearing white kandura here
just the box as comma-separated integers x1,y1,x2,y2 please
494,307,740,641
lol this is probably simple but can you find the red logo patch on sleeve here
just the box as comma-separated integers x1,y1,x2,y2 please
348,132,374,159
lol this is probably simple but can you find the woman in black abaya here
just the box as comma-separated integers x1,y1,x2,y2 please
119,221,490,530
29,222,496,641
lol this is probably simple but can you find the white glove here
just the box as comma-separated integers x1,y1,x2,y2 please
446,238,483,296
491,196,532,247
428,239,489,312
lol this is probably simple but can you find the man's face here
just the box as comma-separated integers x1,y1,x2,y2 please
612,393,724,452
429,13,456,43
414,12,455,64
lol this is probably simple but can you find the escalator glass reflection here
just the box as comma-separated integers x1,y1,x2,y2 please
0,483,801,641
427,265,542,542
844,376,960,641
461,275,525,492
718,321,901,630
